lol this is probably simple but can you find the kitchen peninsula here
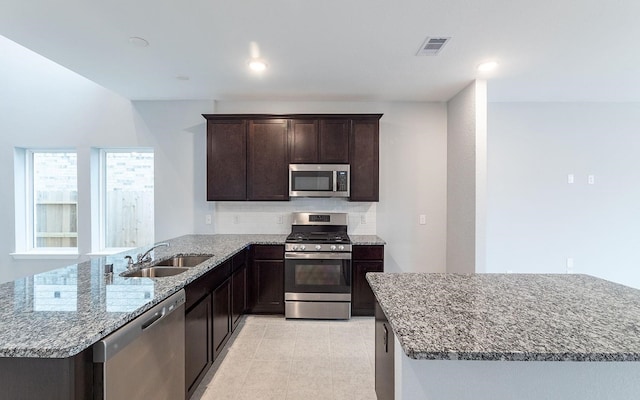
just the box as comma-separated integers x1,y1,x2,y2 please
367,273,640,400
0,234,384,399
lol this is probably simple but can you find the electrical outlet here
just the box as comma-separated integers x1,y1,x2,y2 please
588,175,595,185
205,214,212,225
234,215,239,224
566,257,574,274
567,174,574,184
360,215,367,224
419,214,426,225
276,215,283,224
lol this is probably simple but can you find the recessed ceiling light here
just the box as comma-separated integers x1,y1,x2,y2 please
477,61,498,72
128,36,149,47
176,76,190,81
248,59,267,72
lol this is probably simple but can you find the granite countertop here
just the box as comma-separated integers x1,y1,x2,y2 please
367,273,640,362
0,234,286,358
0,233,384,358
350,235,386,245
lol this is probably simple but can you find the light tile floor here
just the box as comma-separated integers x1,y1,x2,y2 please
191,315,377,400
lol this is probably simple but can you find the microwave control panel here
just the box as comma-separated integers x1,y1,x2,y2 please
337,171,348,192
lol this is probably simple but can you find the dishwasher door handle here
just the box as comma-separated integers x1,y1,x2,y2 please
141,308,166,331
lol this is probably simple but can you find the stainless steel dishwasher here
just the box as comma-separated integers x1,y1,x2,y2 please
93,289,186,400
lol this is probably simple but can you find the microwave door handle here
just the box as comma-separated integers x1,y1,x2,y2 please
333,171,337,192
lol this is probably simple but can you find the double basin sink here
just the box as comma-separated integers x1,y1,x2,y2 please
121,255,213,278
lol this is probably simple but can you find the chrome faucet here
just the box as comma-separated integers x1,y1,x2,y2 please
124,255,136,269
124,242,169,268
137,242,169,264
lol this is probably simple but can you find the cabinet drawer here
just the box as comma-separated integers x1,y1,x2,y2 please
232,248,248,272
185,260,231,310
352,245,384,260
252,245,284,260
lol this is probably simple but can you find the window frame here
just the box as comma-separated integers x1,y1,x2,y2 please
12,148,79,257
93,148,154,254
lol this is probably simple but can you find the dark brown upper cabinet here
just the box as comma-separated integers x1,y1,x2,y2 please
289,119,349,163
350,118,380,202
319,119,350,163
206,120,247,201
203,114,381,202
289,119,319,163
247,119,289,201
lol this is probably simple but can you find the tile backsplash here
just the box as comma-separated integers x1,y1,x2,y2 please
212,199,376,234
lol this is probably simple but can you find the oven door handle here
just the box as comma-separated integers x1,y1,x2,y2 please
285,252,351,260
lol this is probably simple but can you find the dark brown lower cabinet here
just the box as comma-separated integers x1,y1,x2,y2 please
231,264,246,331
0,349,93,400
212,279,231,360
184,259,231,398
352,245,384,316
248,245,285,314
352,262,384,315
185,294,211,399
375,301,394,400
250,260,284,313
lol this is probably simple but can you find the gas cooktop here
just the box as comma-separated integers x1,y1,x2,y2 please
285,231,350,244
285,212,352,252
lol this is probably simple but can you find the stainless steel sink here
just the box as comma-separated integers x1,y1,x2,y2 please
153,255,213,267
122,267,189,278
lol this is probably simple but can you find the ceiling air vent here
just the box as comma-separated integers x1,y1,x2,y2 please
416,37,451,56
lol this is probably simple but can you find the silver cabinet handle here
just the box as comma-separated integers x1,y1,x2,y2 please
383,323,389,353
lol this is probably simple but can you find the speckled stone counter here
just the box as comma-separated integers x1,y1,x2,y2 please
0,234,286,358
350,235,386,245
367,273,640,362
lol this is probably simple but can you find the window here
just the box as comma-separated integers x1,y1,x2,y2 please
20,150,79,252
98,149,154,251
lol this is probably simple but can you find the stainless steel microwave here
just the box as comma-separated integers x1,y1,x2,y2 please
289,164,350,198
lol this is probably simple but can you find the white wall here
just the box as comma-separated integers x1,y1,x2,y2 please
130,100,213,240
487,102,640,289
377,102,448,273
446,80,487,273
0,36,210,283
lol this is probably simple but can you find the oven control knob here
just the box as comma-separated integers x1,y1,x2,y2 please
291,245,298,251
300,245,306,250
315,245,322,250
330,245,337,251
338,245,345,251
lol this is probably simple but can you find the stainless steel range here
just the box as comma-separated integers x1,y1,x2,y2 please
285,212,352,320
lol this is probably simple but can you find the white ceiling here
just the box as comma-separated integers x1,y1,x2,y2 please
2,0,639,102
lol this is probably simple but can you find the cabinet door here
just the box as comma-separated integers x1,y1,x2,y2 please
212,279,231,360
319,119,349,163
207,120,247,200
352,261,384,316
289,119,318,163
185,294,211,398
247,119,289,200
349,119,379,201
249,260,284,314
231,264,246,331
375,302,394,400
